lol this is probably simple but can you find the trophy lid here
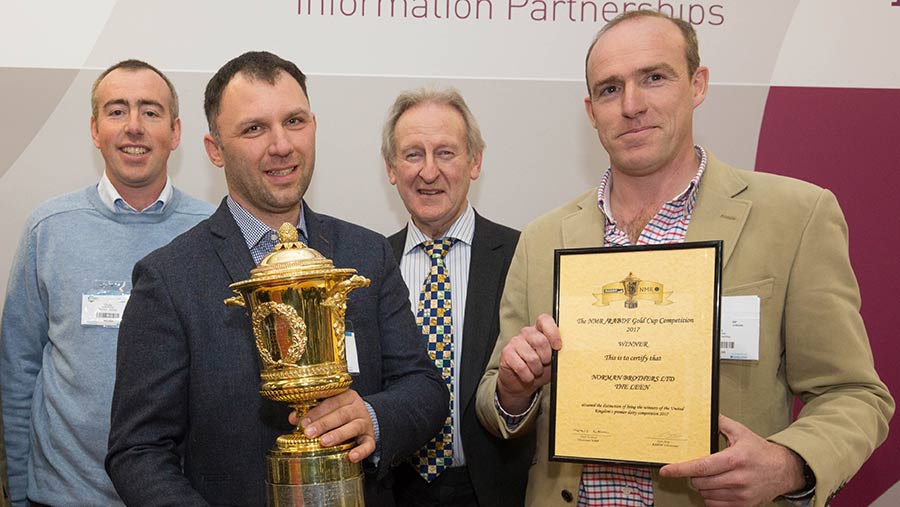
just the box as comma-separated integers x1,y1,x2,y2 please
229,223,357,291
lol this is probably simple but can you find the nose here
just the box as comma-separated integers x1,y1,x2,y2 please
125,112,144,135
621,84,647,118
268,126,294,157
418,154,439,182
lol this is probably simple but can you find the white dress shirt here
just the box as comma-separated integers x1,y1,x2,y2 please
399,203,475,466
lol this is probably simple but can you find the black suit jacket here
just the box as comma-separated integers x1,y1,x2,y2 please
107,199,448,506
388,212,534,507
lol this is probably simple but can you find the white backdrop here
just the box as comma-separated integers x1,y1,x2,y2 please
5,0,897,296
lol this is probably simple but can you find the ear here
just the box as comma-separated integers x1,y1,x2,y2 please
691,66,709,109
90,116,101,149
384,158,398,185
469,151,483,181
169,117,182,151
584,96,598,129
204,134,225,168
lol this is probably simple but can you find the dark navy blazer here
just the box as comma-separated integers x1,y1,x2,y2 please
107,199,448,506
389,212,534,507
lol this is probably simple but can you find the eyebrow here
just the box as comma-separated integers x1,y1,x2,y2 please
137,99,165,110
284,107,311,120
101,98,166,111
640,63,680,78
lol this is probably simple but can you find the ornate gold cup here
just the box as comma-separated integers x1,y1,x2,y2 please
622,272,640,309
225,223,370,506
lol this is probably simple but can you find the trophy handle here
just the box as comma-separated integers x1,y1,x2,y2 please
323,275,371,361
322,275,371,316
224,295,245,307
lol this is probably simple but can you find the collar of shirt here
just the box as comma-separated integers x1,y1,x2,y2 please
98,172,173,214
597,145,708,225
402,203,475,254
226,195,308,252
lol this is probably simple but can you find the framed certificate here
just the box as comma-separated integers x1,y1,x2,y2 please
549,241,722,466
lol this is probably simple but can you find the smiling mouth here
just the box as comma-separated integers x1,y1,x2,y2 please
418,189,443,196
266,166,296,177
121,146,149,155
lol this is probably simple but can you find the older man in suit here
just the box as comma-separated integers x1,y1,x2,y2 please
383,88,533,506
105,51,448,506
476,10,893,507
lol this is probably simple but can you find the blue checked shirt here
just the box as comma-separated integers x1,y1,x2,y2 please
226,196,309,265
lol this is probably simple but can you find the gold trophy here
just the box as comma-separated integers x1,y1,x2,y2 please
225,223,370,506
622,272,640,309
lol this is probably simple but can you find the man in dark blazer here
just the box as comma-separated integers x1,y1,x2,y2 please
382,87,533,507
106,51,448,506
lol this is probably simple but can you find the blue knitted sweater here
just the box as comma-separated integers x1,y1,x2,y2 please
1,185,213,506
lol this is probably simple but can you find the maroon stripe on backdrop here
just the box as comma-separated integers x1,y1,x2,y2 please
755,86,900,506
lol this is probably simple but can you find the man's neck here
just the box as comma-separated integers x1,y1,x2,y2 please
416,223,449,241
612,149,698,209
260,210,302,231
228,194,302,231
112,179,167,212
412,209,466,240
608,147,700,241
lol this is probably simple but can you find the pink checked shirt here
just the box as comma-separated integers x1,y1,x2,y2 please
578,146,707,507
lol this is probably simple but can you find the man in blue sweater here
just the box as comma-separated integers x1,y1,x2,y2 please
0,59,214,506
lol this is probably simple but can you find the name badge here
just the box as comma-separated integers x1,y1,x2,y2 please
720,295,760,360
81,294,130,328
345,331,360,374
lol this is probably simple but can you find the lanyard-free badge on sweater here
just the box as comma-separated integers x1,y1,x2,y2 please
81,280,130,328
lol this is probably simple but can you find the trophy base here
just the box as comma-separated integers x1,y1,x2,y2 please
267,446,364,507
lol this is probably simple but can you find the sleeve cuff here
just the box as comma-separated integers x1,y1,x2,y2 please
495,392,537,430
364,400,381,465
782,460,815,505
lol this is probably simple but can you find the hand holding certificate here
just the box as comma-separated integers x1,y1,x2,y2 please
496,314,562,415
549,241,722,466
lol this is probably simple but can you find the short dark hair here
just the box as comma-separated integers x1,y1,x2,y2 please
585,10,700,97
91,59,179,124
204,51,309,137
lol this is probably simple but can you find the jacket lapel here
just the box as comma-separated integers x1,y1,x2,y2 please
459,214,506,415
685,153,751,268
556,155,751,268
561,190,606,249
387,226,407,265
303,202,334,260
209,198,257,283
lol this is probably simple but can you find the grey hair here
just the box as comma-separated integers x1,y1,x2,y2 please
382,87,485,165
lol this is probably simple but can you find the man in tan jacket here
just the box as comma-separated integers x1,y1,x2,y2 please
476,10,893,507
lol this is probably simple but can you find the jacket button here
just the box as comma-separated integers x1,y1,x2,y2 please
561,489,574,502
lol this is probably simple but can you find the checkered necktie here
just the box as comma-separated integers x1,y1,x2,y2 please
413,238,456,481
